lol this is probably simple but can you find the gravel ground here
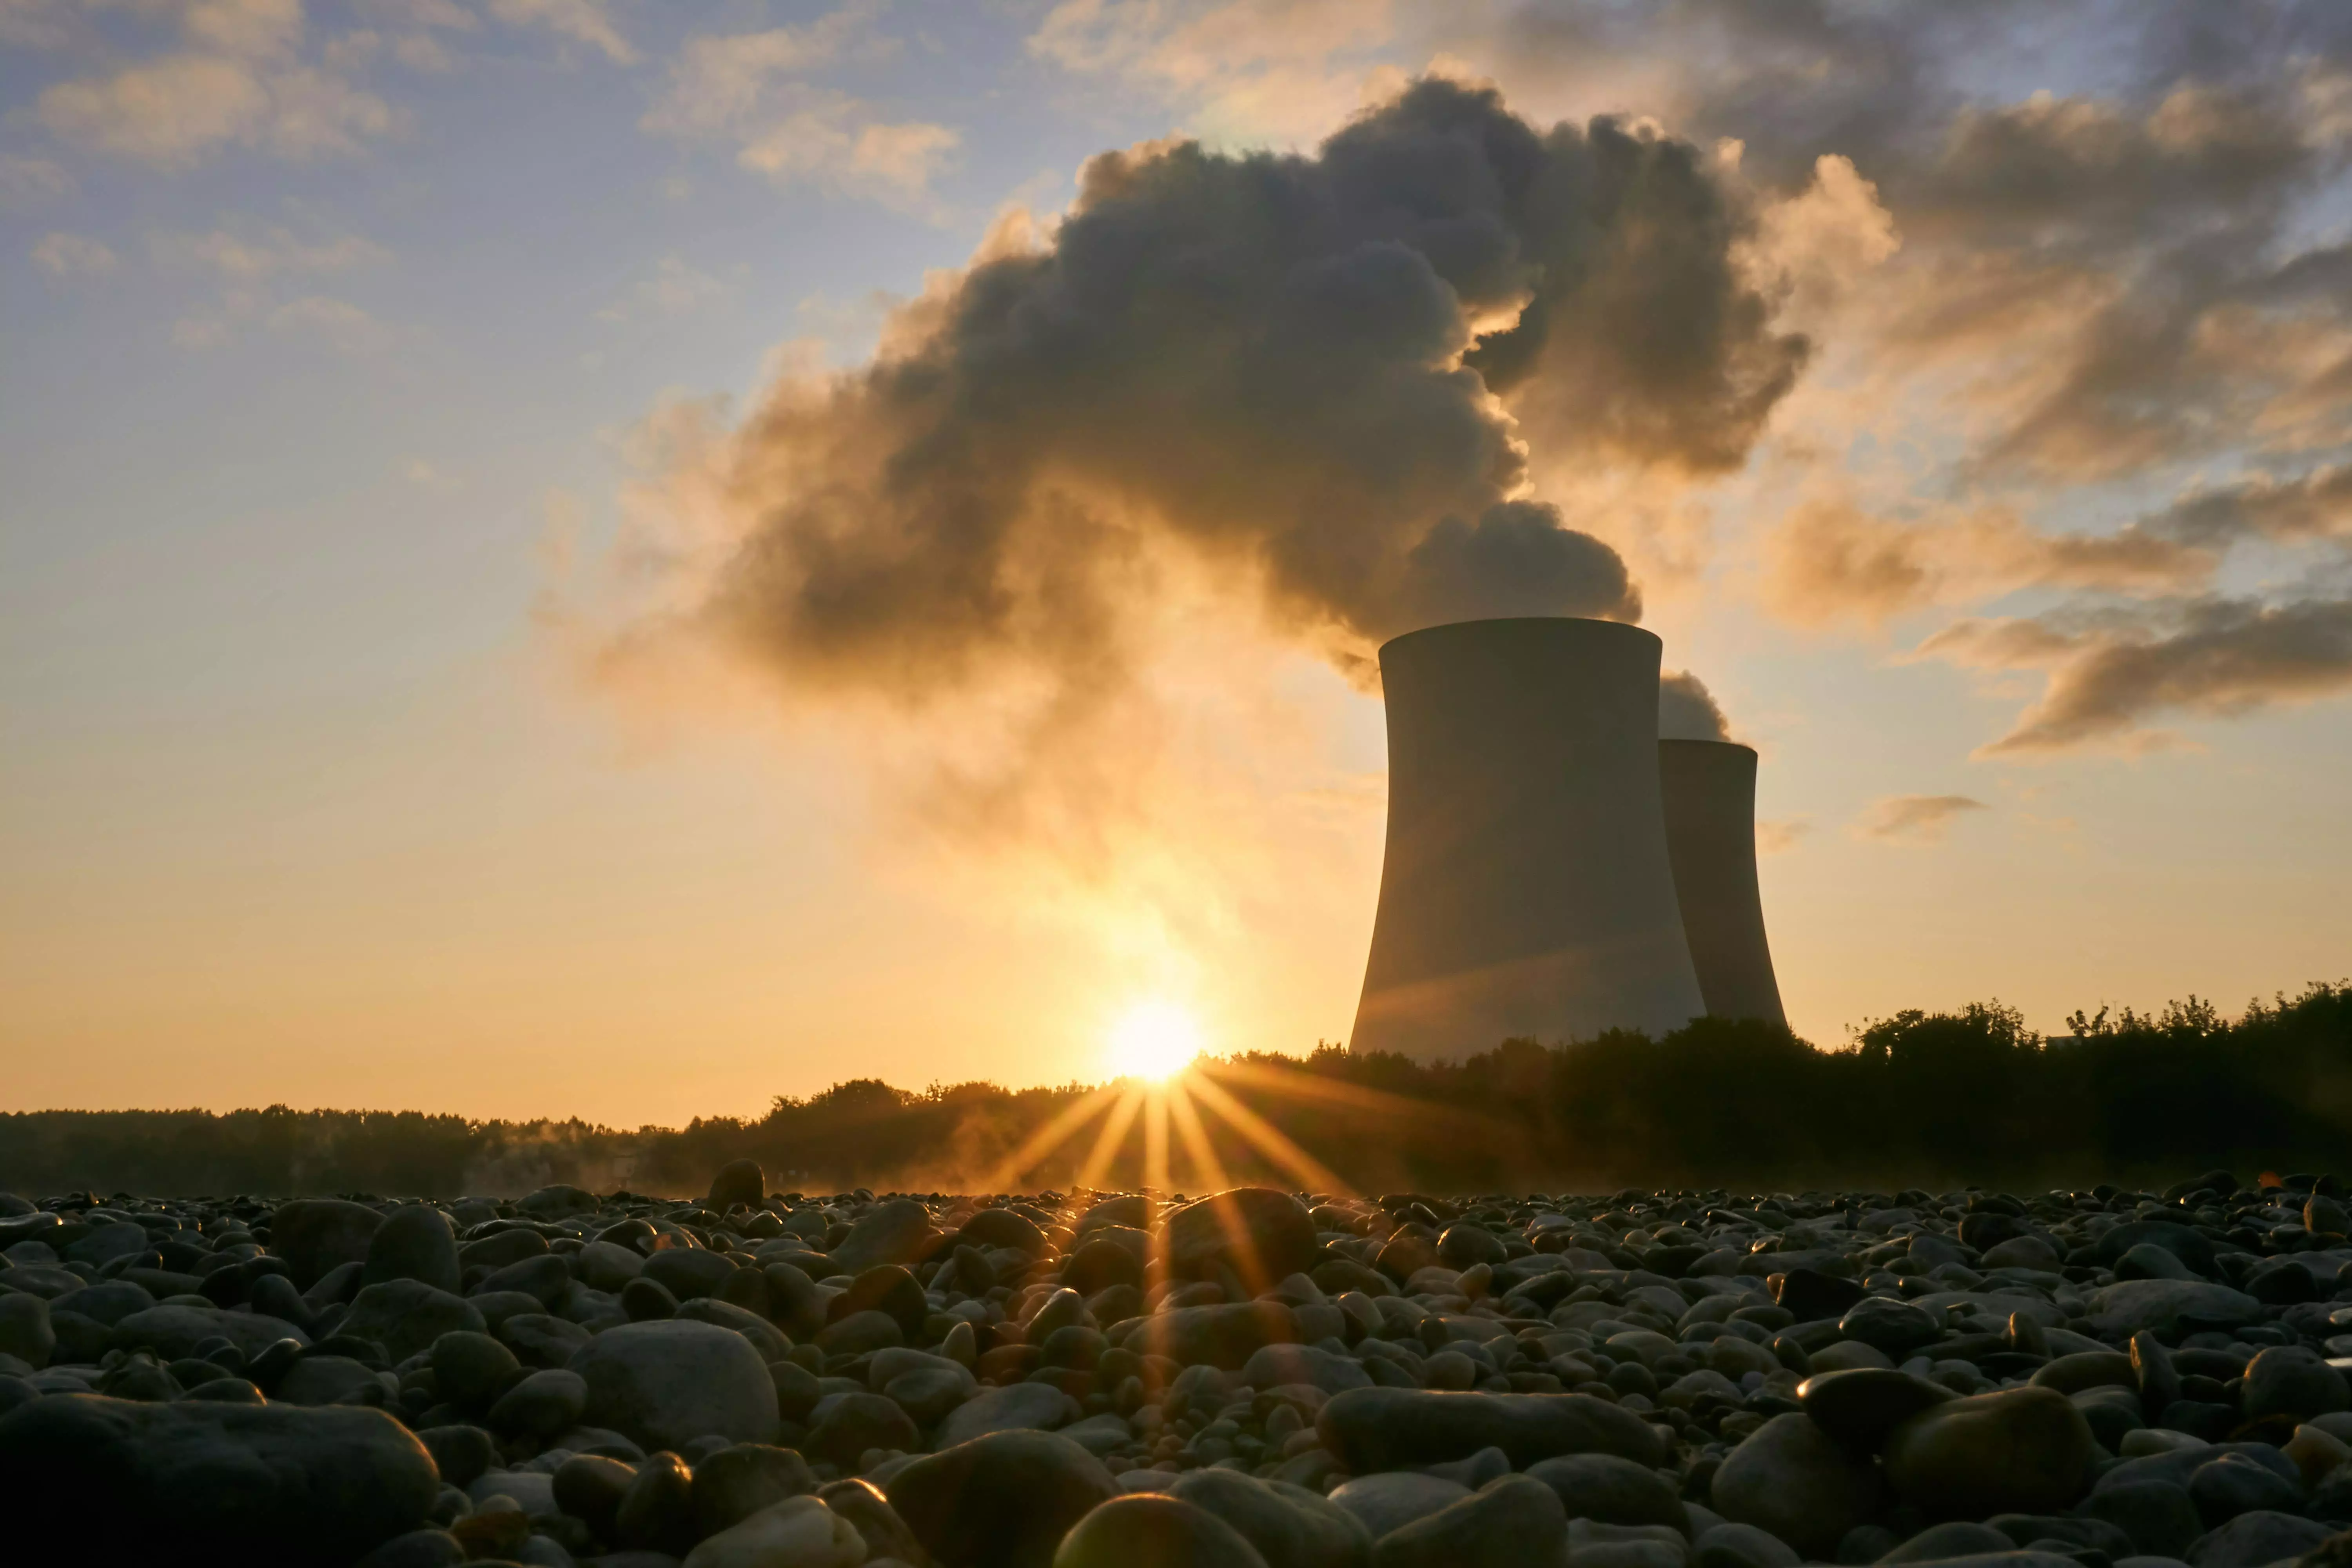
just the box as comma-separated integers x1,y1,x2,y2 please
2,1170,2351,1568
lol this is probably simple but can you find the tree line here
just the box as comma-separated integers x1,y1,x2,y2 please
3,983,2346,1198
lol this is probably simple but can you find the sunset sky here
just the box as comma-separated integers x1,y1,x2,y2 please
6,0,2351,1127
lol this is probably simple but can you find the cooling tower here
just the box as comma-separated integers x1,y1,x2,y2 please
1659,739,1787,1027
1350,617,1706,1062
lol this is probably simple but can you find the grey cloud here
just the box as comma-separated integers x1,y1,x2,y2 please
2145,465,2352,548
1933,593,2352,753
1658,669,1730,741
1856,794,1987,842
651,79,1796,718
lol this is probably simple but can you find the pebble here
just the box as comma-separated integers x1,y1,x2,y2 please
1052,1492,1273,1568
13,1173,2352,1568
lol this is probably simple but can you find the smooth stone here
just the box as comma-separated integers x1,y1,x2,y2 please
643,1249,738,1303
1326,1473,1473,1540
706,1160,766,1212
887,1429,1119,1568
1053,1493,1273,1568
0,1391,436,1564
1243,1344,1372,1396
577,1241,645,1293
501,1312,593,1369
516,1185,599,1220
479,1253,572,1307
2094,1224,2217,1277
1883,1385,2095,1519
1165,1189,1320,1294
1691,1522,1798,1568
616,1452,699,1556
268,1200,387,1288
553,1452,636,1533
964,1209,1052,1256
936,1381,1076,1447
681,1495,866,1568
1562,1516,1688,1568
2030,1352,2138,1394
489,1368,589,1439
343,1281,485,1362
2180,1510,2332,1568
887,1365,977,1425
354,1527,468,1568
691,1443,820,1535
2186,1452,2302,1524
1839,1298,1943,1356
1165,1469,1372,1568
571,1319,782,1454
830,1200,937,1277
675,1296,791,1363
2116,1245,2202,1283
364,1207,462,1294
1318,1388,1670,1472
0,1292,53,1368
1523,1453,1685,1528
51,1280,158,1327
2086,1283,2261,1339
460,1230,550,1271
808,1390,920,1466
1810,1340,1897,1373
415,1424,497,1488
2242,1346,2350,1423
1129,1302,1302,1370
1799,1368,1956,1444
1882,1522,2016,1562
432,1330,523,1410
818,1308,905,1356
274,1354,387,1406
114,1303,310,1359
1712,1411,1877,1559
1371,1474,1566,1568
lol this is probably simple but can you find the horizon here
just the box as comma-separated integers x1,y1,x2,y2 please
7,1,2352,1127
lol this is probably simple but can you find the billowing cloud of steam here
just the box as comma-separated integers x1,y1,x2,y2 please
613,79,1799,782
1658,670,1731,741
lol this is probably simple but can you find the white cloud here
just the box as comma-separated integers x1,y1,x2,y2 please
31,231,119,276
488,0,633,64
269,293,396,352
36,51,393,166
151,223,390,280
644,4,955,210
172,314,232,349
599,254,730,322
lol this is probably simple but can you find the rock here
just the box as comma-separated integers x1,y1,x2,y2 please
2080,1481,2205,1557
0,1292,53,1369
617,1451,701,1556
832,1264,930,1340
578,1241,645,1293
113,1303,309,1359
432,1330,523,1411
1838,1297,1942,1356
692,1443,820,1535
275,1354,388,1406
1884,1385,2096,1519
808,1390,921,1466
2182,1511,2333,1568
1165,1189,1319,1294
644,1249,739,1303
1524,1453,1684,1528
1882,1521,2015,1562
818,1476,929,1564
1691,1522,1799,1568
1774,1268,1866,1323
1053,1494,1273,1568
2096,1222,2217,1276
820,1308,906,1357
707,1160,766,1212
938,1382,1077,1447
832,1200,938,1276
2187,1452,2302,1524
0,1391,437,1564
682,1495,866,1568
1243,1344,1372,1396
2243,1347,2350,1423
886,1365,975,1426
1798,1368,1956,1445
2131,1332,2182,1421
1165,1470,1372,1568
1065,1239,1145,1296
1561,1517,1687,1568
677,1296,792,1363
489,1368,589,1439
355,1527,468,1568
268,1200,387,1288
2116,1244,2203,1282
1326,1473,1473,1540
517,1185,600,1220
964,1209,1052,1256
553,1452,636,1534
500,1312,592,1369
1809,1340,1895,1373
1711,1411,1877,1559
364,1207,461,1294
2086,1282,2261,1339
1981,1236,2062,1271
1318,1388,1671,1472
1370,1474,1566,1568
572,1319,783,1453
1129,1303,1301,1370
887,1430,1119,1568
480,1253,572,1306
2030,1352,2137,1395
343,1281,485,1362
415,1424,497,1488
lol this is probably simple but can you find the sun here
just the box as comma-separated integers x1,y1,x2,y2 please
1107,999,1203,1082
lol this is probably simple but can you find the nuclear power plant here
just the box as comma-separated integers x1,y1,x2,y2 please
1349,617,1786,1062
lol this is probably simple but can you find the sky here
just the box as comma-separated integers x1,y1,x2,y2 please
5,0,2351,1127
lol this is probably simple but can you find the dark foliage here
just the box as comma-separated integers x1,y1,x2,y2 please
3,984,2346,1197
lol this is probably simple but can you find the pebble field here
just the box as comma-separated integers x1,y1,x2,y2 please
3,1169,2352,1568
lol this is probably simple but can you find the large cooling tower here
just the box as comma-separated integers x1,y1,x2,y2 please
1350,617,1706,1061
1658,740,1788,1027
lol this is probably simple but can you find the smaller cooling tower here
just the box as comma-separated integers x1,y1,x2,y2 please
1350,617,1706,1061
1657,739,1786,1027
